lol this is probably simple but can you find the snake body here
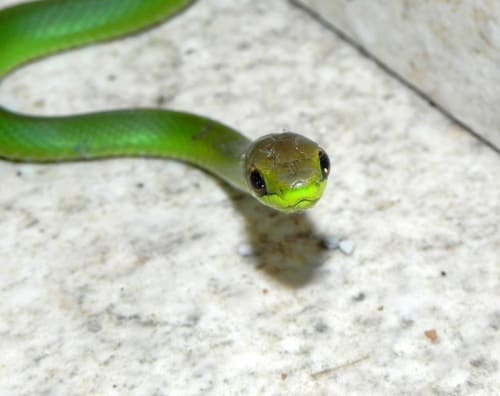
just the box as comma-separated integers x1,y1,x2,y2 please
0,0,330,212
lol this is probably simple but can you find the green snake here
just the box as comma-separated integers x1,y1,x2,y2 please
0,0,330,212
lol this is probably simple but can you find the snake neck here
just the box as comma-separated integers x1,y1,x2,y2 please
0,107,251,191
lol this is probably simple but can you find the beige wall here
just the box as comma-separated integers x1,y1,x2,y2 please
295,0,500,149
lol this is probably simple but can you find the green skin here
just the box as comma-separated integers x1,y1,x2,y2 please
0,0,330,212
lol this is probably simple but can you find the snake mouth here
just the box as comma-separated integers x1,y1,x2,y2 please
285,198,319,211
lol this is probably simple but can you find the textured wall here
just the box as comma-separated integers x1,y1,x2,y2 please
295,0,500,149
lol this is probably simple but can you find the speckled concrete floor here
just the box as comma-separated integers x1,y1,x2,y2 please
0,0,499,395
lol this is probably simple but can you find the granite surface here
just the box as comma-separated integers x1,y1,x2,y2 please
295,0,500,150
1,0,499,394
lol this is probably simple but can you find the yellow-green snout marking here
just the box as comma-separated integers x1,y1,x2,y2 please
260,180,326,212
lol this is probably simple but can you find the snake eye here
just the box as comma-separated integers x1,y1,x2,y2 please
248,168,266,196
319,149,330,179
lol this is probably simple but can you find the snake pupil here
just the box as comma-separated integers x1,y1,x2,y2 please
319,150,330,179
249,169,266,196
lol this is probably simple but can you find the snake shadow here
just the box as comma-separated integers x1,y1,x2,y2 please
222,184,329,288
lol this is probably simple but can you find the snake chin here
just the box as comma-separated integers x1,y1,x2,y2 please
291,198,319,210
276,198,319,213
259,191,323,213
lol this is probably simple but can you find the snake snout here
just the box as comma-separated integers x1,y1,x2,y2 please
291,179,305,190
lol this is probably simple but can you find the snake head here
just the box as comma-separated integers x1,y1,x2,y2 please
244,132,330,213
